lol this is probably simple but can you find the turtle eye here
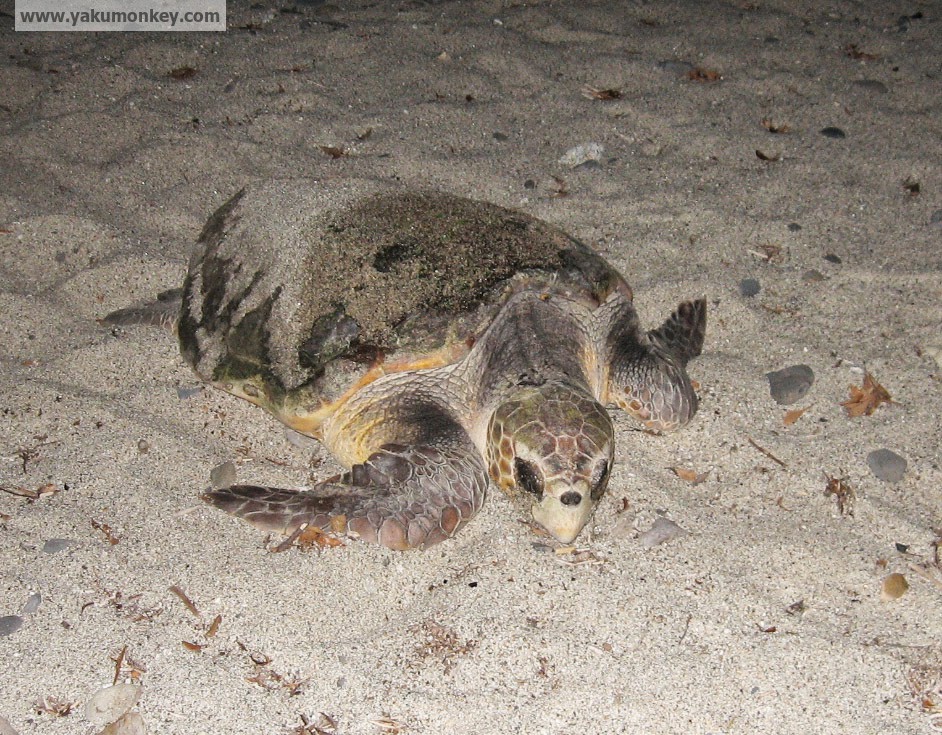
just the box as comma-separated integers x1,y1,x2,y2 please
590,459,610,500
514,458,544,498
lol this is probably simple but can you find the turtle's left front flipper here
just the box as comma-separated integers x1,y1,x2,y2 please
203,441,488,551
605,298,706,432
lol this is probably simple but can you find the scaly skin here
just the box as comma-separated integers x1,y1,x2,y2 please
203,291,705,550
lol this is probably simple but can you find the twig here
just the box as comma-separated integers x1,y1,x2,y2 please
747,438,787,468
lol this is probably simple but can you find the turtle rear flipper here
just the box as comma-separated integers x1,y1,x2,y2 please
203,442,488,551
606,298,706,432
647,298,706,367
101,288,183,331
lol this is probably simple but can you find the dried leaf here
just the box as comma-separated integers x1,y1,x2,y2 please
670,466,710,484
844,44,880,61
824,473,855,516
783,407,807,426
755,149,781,162
168,585,200,618
205,613,222,638
785,599,806,616
319,145,346,159
168,65,197,80
91,519,120,545
549,175,569,198
761,118,791,134
881,572,909,600
841,371,892,417
371,716,407,734
33,696,74,717
182,640,204,652
687,67,721,82
582,85,622,100
296,525,345,549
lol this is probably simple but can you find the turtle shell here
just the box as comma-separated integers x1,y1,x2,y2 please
178,180,631,432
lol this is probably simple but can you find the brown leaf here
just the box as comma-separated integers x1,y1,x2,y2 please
319,145,346,159
761,118,791,134
824,473,855,516
881,572,909,600
296,525,345,549
206,613,222,638
168,585,200,617
168,65,197,80
844,44,880,61
91,519,120,545
783,407,807,426
582,85,623,100
755,149,781,162
33,696,74,717
841,371,892,417
687,67,721,82
182,640,204,652
670,466,710,485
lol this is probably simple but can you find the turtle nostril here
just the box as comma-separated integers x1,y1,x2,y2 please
559,490,582,506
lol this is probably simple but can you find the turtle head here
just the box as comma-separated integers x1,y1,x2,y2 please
486,381,614,543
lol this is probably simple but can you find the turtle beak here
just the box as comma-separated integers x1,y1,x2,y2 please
531,482,594,543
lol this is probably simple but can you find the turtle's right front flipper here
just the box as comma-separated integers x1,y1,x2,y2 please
203,441,488,551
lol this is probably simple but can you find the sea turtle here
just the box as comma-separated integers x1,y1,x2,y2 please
105,180,705,550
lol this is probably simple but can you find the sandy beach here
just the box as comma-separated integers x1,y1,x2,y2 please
1,1,941,733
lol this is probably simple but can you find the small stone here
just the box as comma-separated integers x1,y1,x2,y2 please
558,142,603,167
0,615,24,636
21,592,41,615
802,269,827,283
923,343,942,368
929,208,942,226
492,131,508,141
824,253,842,264
739,278,761,297
85,684,141,727
766,364,815,405
523,179,536,189
853,79,888,94
787,222,802,232
42,538,75,554
820,126,846,139
210,461,237,490
175,385,202,400
657,59,695,75
99,711,146,735
867,449,907,483
639,517,687,548
136,439,149,453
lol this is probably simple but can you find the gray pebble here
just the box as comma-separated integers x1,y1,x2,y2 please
0,615,23,637
853,79,888,94
21,592,41,615
930,209,942,226
42,538,75,554
787,222,802,232
802,269,827,283
820,126,846,139
766,364,815,405
739,278,761,297
210,461,237,490
176,385,203,400
639,517,687,548
657,59,694,75
867,449,907,483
